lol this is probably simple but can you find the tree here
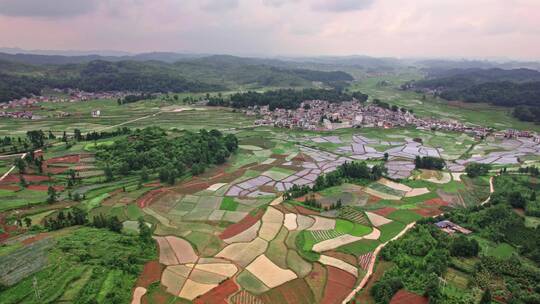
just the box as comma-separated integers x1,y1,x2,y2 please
47,186,57,204
479,289,491,304
509,191,526,209
19,175,28,188
384,153,389,161
140,167,149,182
531,191,537,202
74,129,82,141
26,130,46,148
466,163,491,178
104,166,114,181
23,217,32,228
108,216,123,232
415,156,445,170
450,235,479,257
15,158,26,173
138,217,152,243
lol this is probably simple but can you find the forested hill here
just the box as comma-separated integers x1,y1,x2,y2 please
0,54,354,103
411,68,540,124
419,68,540,87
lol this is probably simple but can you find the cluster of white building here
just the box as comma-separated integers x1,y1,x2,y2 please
247,100,540,143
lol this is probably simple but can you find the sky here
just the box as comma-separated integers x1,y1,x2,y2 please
0,0,539,60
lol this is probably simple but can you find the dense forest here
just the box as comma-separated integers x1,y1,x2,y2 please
226,88,368,110
0,55,355,103
411,68,540,123
95,127,238,184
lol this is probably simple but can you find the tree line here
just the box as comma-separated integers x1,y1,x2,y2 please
209,88,369,110
414,156,445,170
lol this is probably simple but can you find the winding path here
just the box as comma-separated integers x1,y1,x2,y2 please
341,174,496,303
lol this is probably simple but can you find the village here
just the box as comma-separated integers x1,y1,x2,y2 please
247,100,540,143
0,89,135,119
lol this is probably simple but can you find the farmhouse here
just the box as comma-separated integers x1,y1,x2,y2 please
91,109,101,118
435,220,472,235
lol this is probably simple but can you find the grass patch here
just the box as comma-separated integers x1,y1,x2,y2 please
378,221,407,243
220,197,239,211
336,239,381,257
525,216,540,228
335,219,372,237
296,231,320,262
236,270,269,295
386,209,423,224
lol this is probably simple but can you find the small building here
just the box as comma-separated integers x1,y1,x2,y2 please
435,220,472,235
91,110,101,118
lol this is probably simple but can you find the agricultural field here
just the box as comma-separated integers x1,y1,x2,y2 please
1,80,538,304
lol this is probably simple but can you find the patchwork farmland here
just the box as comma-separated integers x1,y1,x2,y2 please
1,95,538,304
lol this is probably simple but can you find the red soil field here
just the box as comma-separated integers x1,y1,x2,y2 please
137,188,170,208
413,208,443,217
260,278,315,304
143,182,162,188
46,154,80,164
219,210,264,240
44,166,69,174
176,180,211,194
141,286,173,304
27,185,65,192
21,233,50,246
323,251,357,266
292,153,315,163
321,266,356,304
367,195,382,205
372,207,397,217
271,204,289,214
231,290,264,304
194,279,238,304
424,198,449,207
390,289,428,304
136,261,163,288
34,150,44,159
0,185,20,191
296,193,323,203
0,174,50,184
0,215,20,242
294,205,320,216
358,252,374,271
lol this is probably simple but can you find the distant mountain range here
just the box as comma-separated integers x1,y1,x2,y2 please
1,48,539,70
0,53,356,103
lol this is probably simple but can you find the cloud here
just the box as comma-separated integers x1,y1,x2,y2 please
312,0,375,12
201,0,239,12
0,0,98,18
262,0,300,7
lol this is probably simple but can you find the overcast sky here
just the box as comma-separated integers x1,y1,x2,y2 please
1,0,539,59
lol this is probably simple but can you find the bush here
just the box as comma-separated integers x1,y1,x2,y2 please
465,163,491,178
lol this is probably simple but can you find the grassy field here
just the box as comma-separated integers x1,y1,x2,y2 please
0,99,255,137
